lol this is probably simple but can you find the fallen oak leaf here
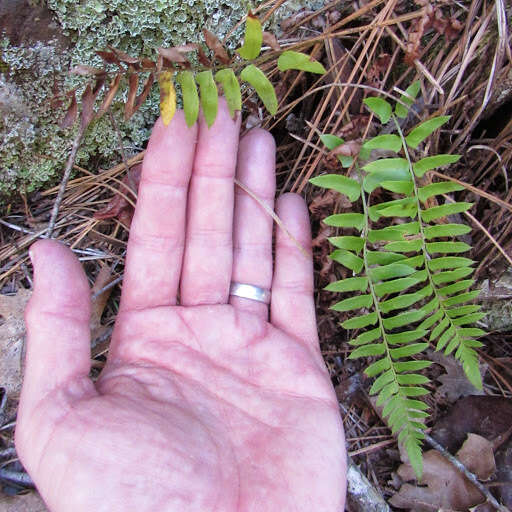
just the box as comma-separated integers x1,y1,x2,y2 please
431,396,512,453
391,434,495,511
431,350,487,402
457,433,496,481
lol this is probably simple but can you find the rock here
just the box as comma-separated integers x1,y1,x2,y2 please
479,268,512,331
0,288,31,395
0,0,320,198
0,491,48,511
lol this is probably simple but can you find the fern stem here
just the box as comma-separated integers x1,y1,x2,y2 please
357,165,397,386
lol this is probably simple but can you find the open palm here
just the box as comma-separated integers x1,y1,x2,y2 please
16,101,346,511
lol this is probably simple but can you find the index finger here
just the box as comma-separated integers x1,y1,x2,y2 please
120,112,198,311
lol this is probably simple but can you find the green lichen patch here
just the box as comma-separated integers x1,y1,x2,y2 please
1,0,318,197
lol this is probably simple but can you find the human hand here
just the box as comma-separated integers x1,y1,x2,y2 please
16,100,347,511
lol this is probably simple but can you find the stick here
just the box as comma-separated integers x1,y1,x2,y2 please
424,433,510,512
346,456,391,512
0,468,34,487
46,124,87,238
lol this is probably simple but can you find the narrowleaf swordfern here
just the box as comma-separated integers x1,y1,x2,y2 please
310,83,486,477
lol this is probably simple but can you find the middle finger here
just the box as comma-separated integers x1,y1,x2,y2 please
180,98,241,305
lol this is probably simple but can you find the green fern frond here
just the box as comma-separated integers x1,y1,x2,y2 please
311,82,486,477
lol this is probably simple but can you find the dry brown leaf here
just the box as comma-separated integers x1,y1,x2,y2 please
90,265,114,342
140,58,156,70
391,441,488,511
329,140,361,158
368,53,391,83
80,83,98,130
280,9,314,32
97,73,122,118
107,45,139,65
262,31,280,51
431,351,486,402
174,43,199,53
203,29,230,65
96,50,120,65
495,436,512,508
157,46,188,64
445,17,464,40
196,45,212,67
94,164,142,226
59,89,77,129
124,72,139,120
432,396,512,453
70,65,105,76
388,483,451,511
405,3,463,65
133,73,155,114
457,433,496,481
405,15,428,65
0,288,31,395
336,115,370,139
311,225,335,284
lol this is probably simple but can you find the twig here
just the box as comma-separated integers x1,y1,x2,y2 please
439,194,512,269
0,447,17,459
346,457,391,512
0,420,16,431
109,110,137,190
431,170,512,213
0,468,34,488
424,433,510,512
0,219,35,235
467,145,509,193
0,388,7,426
46,123,87,238
91,274,124,300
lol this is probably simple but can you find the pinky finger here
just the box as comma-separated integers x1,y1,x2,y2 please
271,193,319,350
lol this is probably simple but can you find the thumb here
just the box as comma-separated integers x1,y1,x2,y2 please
19,239,92,413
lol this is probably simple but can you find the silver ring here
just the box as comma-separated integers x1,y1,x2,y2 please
229,282,271,304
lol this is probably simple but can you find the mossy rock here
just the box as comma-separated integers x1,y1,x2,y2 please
0,0,319,199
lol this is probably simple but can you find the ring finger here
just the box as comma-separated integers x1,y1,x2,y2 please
230,129,276,318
